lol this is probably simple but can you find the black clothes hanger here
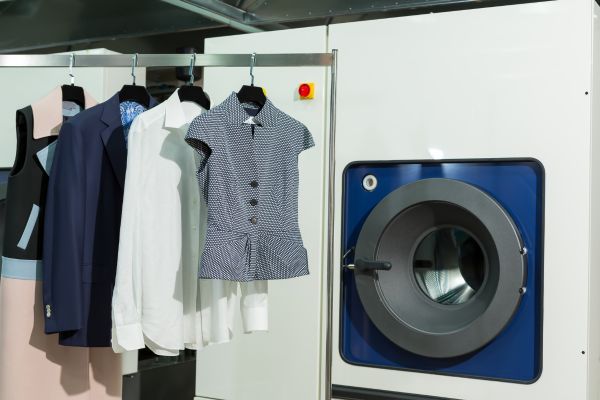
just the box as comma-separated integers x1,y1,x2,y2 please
118,54,151,108
61,54,85,107
237,85,266,108
62,85,85,108
119,85,151,108
179,85,210,110
236,53,266,108
178,53,211,110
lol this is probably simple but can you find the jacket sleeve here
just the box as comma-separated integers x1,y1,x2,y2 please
43,121,84,334
111,117,145,352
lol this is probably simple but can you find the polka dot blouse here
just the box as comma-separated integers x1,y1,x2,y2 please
185,92,315,281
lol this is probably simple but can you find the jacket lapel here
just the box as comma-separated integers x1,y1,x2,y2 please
99,94,158,189
100,94,127,189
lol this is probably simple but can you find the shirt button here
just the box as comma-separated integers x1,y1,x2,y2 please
250,180,258,188
250,217,258,225
249,199,258,206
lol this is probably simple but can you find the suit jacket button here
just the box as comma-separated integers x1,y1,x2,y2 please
250,217,258,225
250,180,258,188
249,199,258,206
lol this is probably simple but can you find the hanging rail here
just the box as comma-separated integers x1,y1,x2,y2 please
0,53,333,67
0,49,339,400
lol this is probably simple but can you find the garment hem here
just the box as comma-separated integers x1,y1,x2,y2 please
198,268,309,282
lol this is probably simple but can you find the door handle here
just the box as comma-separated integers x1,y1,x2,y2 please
342,247,392,271
345,258,392,272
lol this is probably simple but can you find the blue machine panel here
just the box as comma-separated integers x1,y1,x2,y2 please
340,160,544,382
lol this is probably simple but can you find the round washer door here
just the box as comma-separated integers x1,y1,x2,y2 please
353,178,527,359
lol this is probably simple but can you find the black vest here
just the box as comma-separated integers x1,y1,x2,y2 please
3,91,86,262
3,106,57,260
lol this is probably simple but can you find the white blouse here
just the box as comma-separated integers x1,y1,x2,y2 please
111,90,205,356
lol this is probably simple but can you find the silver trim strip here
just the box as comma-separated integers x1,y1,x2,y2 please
324,48,338,400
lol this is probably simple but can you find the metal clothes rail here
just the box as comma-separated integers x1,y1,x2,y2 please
0,50,339,400
0,53,333,67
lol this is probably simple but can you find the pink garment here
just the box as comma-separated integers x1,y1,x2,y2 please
0,277,122,399
31,86,98,139
1,87,120,399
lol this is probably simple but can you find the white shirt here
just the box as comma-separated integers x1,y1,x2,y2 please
111,90,205,356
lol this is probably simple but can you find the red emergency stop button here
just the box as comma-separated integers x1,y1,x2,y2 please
298,82,315,99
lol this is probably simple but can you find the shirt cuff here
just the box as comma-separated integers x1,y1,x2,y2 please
113,322,145,352
241,305,269,333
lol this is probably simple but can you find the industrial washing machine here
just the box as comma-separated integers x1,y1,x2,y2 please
328,3,600,397
340,160,544,382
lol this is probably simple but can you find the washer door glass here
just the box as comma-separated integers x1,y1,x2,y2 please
353,178,526,359
413,226,486,305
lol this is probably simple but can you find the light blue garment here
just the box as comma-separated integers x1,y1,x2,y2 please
36,141,57,175
0,256,43,280
16,204,40,250
120,101,147,148
62,100,82,118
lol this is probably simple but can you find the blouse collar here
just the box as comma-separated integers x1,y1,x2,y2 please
222,91,278,127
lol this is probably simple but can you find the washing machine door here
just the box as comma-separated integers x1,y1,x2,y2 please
352,178,527,359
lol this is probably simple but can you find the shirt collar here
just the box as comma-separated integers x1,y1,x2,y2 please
163,89,190,129
222,91,278,127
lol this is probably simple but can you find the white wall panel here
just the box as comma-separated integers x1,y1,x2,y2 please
196,26,328,400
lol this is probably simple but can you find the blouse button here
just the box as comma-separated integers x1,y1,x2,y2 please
249,199,258,206
250,217,258,225
250,180,259,188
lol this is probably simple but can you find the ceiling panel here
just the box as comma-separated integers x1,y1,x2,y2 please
0,0,220,52
227,0,548,23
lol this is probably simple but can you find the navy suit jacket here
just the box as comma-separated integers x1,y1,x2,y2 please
43,93,157,347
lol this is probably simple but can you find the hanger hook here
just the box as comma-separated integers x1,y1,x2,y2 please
69,53,75,86
250,52,256,86
188,53,196,86
131,53,138,86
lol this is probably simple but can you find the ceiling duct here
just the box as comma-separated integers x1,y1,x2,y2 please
162,0,264,33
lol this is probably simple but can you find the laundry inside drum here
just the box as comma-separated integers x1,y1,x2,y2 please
412,227,486,305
